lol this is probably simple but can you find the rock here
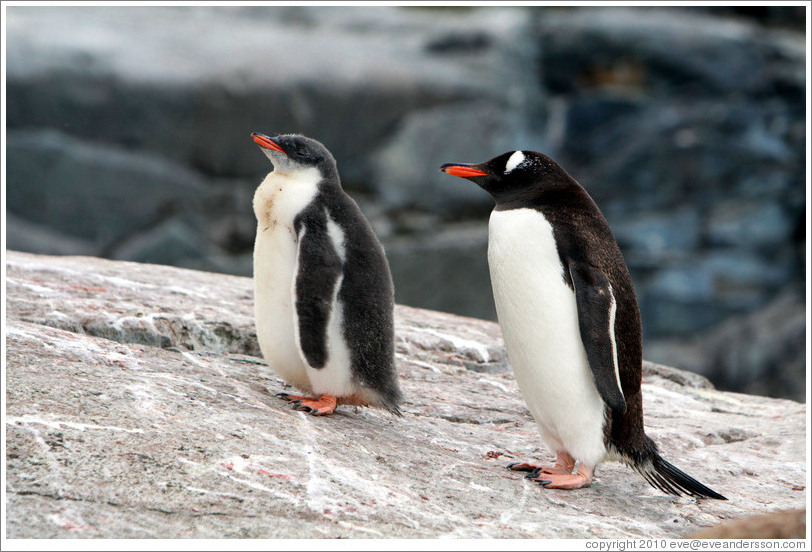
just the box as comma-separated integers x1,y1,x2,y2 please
560,99,802,213
5,212,99,257
385,222,495,321
688,509,806,539
705,199,795,249
200,180,259,260
4,6,523,184
698,6,806,32
5,251,806,538
611,207,701,265
535,7,804,97
368,9,544,214
370,101,523,214
640,250,796,337
6,129,211,252
109,216,212,268
646,287,806,402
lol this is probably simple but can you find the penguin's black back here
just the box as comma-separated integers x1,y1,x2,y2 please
309,183,401,413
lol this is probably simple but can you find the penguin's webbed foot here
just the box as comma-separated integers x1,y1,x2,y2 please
533,462,594,490
278,393,339,416
507,451,576,476
535,471,592,490
506,462,542,473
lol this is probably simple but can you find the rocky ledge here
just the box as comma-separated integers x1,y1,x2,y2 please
4,251,807,538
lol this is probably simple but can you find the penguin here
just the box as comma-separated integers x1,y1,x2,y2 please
250,132,401,416
440,150,725,499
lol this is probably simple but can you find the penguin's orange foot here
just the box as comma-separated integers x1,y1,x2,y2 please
508,462,573,478
277,393,339,416
535,469,593,490
508,452,576,476
538,465,575,475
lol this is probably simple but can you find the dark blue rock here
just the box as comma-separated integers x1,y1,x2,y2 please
610,207,701,262
6,129,209,252
640,250,795,336
705,199,795,248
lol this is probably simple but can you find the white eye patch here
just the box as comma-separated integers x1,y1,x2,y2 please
504,150,526,174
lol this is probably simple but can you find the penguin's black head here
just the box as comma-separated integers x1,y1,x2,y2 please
251,132,338,178
440,150,574,203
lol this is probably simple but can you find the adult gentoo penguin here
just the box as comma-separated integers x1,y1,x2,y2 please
250,132,401,416
440,150,725,499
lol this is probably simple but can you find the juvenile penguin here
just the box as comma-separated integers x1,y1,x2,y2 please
441,151,725,499
251,132,401,416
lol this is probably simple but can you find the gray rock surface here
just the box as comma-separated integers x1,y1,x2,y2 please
5,251,807,538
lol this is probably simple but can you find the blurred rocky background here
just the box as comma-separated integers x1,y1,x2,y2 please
4,6,807,400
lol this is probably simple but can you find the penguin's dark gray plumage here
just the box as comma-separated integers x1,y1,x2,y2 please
251,133,401,416
441,150,725,499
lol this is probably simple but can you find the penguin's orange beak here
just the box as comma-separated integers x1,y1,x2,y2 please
251,132,288,155
440,163,488,178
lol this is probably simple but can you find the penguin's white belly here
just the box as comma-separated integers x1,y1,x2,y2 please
253,171,317,392
488,208,607,467
254,223,310,391
252,169,355,397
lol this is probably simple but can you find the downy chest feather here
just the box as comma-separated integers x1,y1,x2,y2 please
253,168,321,232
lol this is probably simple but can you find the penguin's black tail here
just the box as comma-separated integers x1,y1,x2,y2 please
634,453,727,500
383,388,403,417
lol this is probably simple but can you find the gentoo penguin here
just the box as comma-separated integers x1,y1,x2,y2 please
441,150,725,499
251,132,401,416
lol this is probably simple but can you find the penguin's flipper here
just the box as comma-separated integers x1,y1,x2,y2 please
293,212,344,370
569,263,627,414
